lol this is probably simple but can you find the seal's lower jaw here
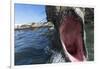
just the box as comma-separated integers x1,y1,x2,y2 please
61,39,87,62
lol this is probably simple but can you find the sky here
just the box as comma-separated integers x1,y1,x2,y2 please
15,3,47,24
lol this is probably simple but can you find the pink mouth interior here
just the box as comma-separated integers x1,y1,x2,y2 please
59,16,86,61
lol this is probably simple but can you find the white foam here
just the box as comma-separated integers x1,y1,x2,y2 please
50,51,66,63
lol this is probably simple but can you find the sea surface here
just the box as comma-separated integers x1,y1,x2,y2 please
15,23,94,65
15,28,52,65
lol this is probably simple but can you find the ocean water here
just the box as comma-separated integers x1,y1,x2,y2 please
14,23,94,65
15,28,52,65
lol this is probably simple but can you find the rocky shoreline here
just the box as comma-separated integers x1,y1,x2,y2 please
15,22,54,30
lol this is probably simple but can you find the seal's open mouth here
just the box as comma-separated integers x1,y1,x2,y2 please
59,16,87,62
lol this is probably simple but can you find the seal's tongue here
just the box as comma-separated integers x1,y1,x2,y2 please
59,16,87,62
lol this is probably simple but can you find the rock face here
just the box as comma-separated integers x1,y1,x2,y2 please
45,6,94,62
